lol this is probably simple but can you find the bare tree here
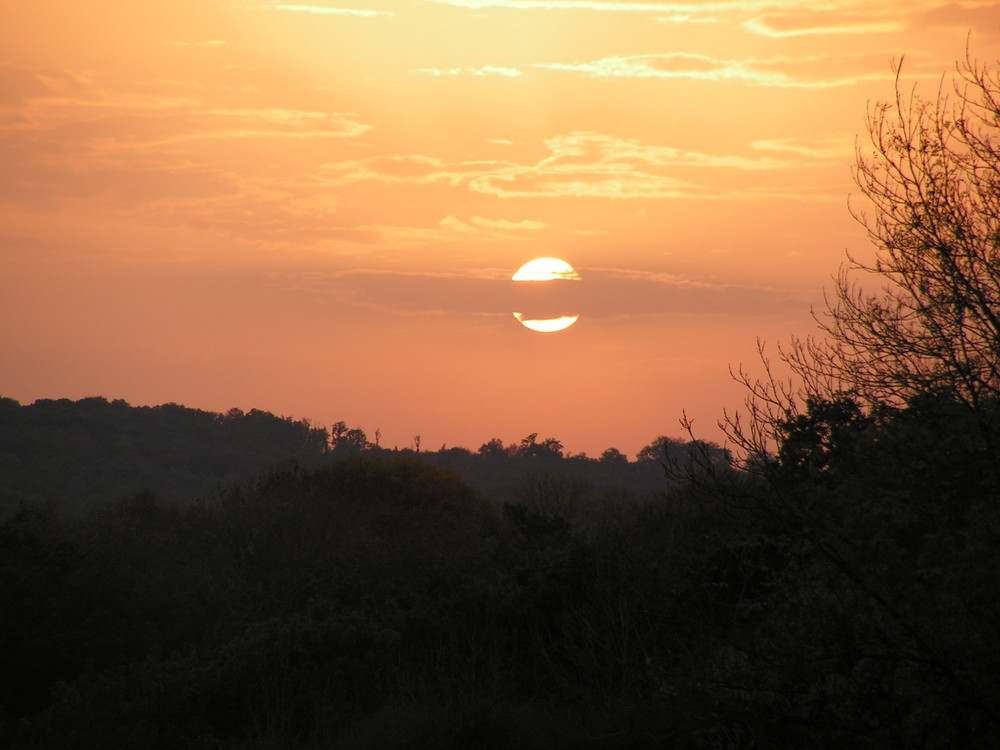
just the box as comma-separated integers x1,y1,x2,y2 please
727,54,1000,458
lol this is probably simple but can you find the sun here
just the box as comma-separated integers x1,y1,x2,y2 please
512,313,580,333
511,257,581,282
511,257,581,333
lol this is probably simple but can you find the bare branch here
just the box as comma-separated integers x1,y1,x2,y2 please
724,55,1000,460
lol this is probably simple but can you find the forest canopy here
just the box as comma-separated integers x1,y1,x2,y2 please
0,396,718,518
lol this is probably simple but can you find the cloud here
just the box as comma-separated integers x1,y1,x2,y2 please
413,66,524,77
579,267,804,318
425,0,697,10
373,215,550,245
538,51,907,87
440,215,549,232
0,63,377,231
320,154,539,190
424,0,784,12
160,108,373,142
320,130,837,201
536,131,803,170
2,78,371,148
0,62,372,144
470,216,548,230
744,13,903,36
913,2,1000,31
271,4,394,16
0,63,95,106
471,130,831,199
320,155,454,185
748,135,855,160
170,40,230,47
424,0,997,38
423,0,967,13
276,265,804,320
210,213,552,251
655,14,720,23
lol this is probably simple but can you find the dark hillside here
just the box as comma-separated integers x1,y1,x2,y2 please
0,397,721,518
0,397,330,517
2,395,997,749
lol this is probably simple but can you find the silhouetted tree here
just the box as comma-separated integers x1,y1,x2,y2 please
514,434,564,459
730,55,1000,455
634,435,684,463
599,447,628,464
331,421,369,453
477,438,509,457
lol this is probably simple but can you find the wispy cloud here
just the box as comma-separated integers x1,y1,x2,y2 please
413,66,524,77
272,4,394,16
655,14,720,23
425,0,786,12
748,135,855,159
0,64,376,227
575,266,805,319
469,131,813,199
320,155,457,186
441,215,549,232
1,74,372,145
0,63,96,106
192,108,372,140
535,131,807,170
744,13,903,37
170,40,230,47
425,0,980,38
320,130,836,201
538,51,916,88
913,2,1000,31
273,264,804,320
339,214,552,249
234,213,552,252
470,216,548,230
424,0,959,13
425,0,692,10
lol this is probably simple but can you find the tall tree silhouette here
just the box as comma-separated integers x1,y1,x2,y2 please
730,55,1000,455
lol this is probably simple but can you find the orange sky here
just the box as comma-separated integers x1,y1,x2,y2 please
3,1,1000,456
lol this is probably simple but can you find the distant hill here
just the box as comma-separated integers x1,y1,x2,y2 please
0,396,725,517
0,397,330,517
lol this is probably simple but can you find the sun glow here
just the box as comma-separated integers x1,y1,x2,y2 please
512,258,581,332
512,313,580,332
511,257,581,281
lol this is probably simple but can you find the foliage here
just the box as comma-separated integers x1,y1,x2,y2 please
697,54,1000,747
729,55,1000,457
2,392,999,748
0,397,330,517
330,421,371,453
0,397,702,516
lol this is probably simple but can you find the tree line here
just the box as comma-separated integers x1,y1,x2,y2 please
0,396,725,518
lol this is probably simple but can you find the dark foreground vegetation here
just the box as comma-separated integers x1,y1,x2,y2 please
1,390,998,749
5,53,1000,748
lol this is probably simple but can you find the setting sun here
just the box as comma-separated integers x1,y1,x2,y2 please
511,257,581,332
512,313,580,333
511,257,581,282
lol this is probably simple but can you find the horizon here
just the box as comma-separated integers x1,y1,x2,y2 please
4,1,1000,458
1,393,707,459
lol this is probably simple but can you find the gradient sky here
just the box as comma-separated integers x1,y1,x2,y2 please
3,1,1000,456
